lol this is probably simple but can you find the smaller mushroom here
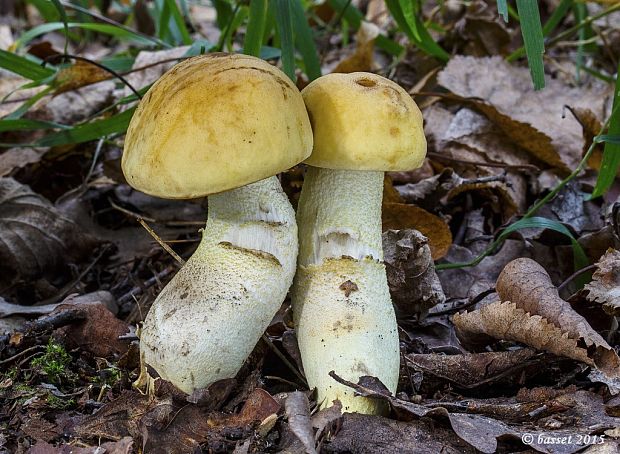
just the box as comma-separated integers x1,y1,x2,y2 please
122,54,313,394
293,72,427,414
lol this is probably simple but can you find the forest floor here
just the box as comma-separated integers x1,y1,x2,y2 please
1,1,620,453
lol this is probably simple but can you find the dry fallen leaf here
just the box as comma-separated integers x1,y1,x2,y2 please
285,391,317,454
325,413,474,454
0,148,46,178
53,59,111,95
0,177,98,287
424,105,532,215
454,300,599,369
383,229,445,318
29,437,133,454
311,400,342,442
406,348,539,390
0,290,116,318
382,203,452,259
454,258,620,377
452,0,511,57
437,56,610,173
332,21,379,74
122,46,190,98
54,300,130,358
585,248,620,316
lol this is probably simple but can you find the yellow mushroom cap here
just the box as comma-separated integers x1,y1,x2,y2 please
301,72,426,171
122,53,313,199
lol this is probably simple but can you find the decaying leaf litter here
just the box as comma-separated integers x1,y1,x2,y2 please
1,0,620,452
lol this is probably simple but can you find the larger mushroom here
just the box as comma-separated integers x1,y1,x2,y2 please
292,72,426,414
122,54,312,393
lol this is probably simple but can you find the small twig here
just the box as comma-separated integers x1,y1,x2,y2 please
26,308,86,335
109,199,204,226
546,3,620,49
429,288,497,316
427,151,540,172
122,57,192,77
262,334,308,387
215,3,241,52
137,218,186,266
557,264,597,292
118,266,176,304
109,199,156,223
59,1,169,48
327,371,391,400
38,245,110,306
44,54,142,99
264,375,301,388
0,345,44,365
400,349,417,394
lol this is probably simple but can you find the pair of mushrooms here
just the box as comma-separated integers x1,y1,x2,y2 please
122,54,426,414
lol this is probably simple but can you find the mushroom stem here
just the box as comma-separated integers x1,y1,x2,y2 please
292,167,400,414
137,176,297,394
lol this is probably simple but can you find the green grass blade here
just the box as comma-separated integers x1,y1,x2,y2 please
0,119,70,132
26,0,60,21
49,0,69,54
516,0,545,90
0,108,136,148
508,0,573,62
156,0,173,44
184,39,215,56
497,0,509,22
291,0,321,81
498,217,588,270
400,0,421,41
163,0,192,45
212,0,234,30
591,62,620,198
437,216,588,271
595,134,620,146
15,22,156,49
385,0,449,62
543,0,574,35
327,0,403,56
573,2,587,82
4,87,53,120
0,50,55,80
273,0,295,81
244,0,268,57
259,46,281,60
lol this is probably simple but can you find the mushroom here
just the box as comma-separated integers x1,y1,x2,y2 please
122,54,313,394
292,72,426,414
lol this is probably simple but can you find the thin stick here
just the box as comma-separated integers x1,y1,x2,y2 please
109,199,204,226
557,264,597,292
0,345,44,365
427,151,540,172
137,218,186,266
118,266,176,304
262,334,308,387
59,1,169,48
546,3,620,48
429,288,497,316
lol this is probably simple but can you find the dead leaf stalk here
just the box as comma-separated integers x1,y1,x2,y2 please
261,334,308,388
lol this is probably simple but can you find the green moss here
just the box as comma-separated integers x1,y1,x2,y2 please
31,339,73,385
3,366,19,381
46,394,75,410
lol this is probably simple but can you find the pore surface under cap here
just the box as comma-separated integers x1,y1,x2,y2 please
122,53,313,199
301,72,426,171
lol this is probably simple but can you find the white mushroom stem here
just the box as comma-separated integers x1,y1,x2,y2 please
292,167,400,414
137,176,297,394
